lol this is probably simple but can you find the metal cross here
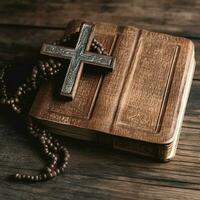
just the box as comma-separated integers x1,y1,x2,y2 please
40,23,115,99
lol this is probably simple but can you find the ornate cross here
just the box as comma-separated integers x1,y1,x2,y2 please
40,23,115,99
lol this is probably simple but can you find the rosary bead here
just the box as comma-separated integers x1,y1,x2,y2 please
45,62,49,68
47,139,51,144
50,164,55,169
31,176,35,181
16,90,22,96
27,87,32,91
13,106,18,112
64,156,69,162
14,97,19,103
44,149,49,154
35,175,39,181
60,167,65,173
38,175,42,181
40,65,45,71
48,173,53,178
16,108,21,114
52,171,57,177
62,38,67,43
51,154,56,159
18,87,23,91
33,67,38,74
53,147,58,152
48,135,52,140
99,43,103,48
49,59,54,64
49,142,53,147
57,62,62,67
10,98,14,104
15,173,20,179
6,100,11,104
46,167,52,173
0,98,6,104
43,173,47,180
23,83,27,88
62,164,67,169
49,67,53,72
22,174,27,179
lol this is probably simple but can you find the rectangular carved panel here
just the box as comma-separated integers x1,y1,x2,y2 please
115,40,179,133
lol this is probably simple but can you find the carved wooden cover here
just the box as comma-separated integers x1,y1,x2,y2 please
30,20,195,145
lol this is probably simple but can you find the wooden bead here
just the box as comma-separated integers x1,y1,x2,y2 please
17,90,22,96
38,175,42,181
46,167,52,173
0,98,6,104
14,97,19,102
43,173,47,180
31,176,35,181
52,171,57,177
35,175,39,181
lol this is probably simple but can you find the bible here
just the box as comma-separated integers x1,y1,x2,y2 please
30,19,196,161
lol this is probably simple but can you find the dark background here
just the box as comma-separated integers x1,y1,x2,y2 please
0,1,199,200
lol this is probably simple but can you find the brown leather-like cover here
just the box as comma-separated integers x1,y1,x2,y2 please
30,19,196,160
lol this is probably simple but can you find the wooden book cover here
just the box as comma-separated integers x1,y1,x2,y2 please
30,19,196,161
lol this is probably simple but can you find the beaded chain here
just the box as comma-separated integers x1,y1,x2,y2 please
0,32,108,182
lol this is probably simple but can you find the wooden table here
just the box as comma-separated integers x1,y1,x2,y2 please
0,1,199,199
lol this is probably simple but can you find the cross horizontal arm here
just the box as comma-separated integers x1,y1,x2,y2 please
81,52,114,71
40,44,76,59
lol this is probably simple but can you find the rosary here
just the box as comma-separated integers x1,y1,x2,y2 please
0,29,108,182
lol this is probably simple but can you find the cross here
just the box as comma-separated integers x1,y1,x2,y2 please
40,23,115,99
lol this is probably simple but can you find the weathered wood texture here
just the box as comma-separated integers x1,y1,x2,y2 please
0,1,199,200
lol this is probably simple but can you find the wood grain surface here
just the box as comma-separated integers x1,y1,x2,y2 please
0,1,199,200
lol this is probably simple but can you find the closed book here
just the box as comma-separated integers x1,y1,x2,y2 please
30,19,196,161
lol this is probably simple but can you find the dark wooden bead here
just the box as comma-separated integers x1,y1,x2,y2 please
14,97,19,103
30,176,35,181
43,173,47,180
62,164,67,169
64,157,69,162
22,174,26,179
16,90,22,96
60,167,65,173
0,98,6,104
52,171,57,177
35,175,39,182
15,173,20,179
50,164,55,169
38,175,42,181
48,173,53,178
53,147,58,152
57,62,62,67
46,167,52,173
16,108,21,114
13,106,18,111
